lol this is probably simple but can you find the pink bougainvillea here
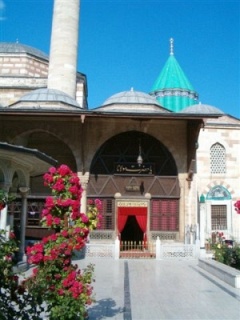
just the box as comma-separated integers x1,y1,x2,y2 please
23,164,102,319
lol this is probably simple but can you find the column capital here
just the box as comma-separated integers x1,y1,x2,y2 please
19,187,30,197
0,183,11,193
78,172,89,189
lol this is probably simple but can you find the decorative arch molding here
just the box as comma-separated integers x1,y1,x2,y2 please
0,159,28,191
201,181,235,199
139,130,183,173
202,136,231,152
162,143,182,173
206,185,231,200
0,160,13,185
11,125,77,157
11,127,79,170
88,129,183,175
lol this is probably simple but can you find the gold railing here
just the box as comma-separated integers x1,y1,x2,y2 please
120,241,155,259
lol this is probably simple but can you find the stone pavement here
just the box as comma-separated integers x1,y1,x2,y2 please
76,258,240,320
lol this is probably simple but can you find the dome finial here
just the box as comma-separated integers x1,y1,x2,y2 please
170,38,174,55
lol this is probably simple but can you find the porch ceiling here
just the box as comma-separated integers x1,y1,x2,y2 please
0,142,57,176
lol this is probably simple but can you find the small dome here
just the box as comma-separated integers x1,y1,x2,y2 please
102,89,160,106
9,88,81,110
94,89,171,114
0,42,48,61
180,104,224,115
18,88,80,108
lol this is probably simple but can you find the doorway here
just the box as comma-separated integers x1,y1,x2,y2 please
121,215,143,243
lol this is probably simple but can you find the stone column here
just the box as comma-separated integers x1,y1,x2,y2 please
114,237,120,260
48,0,80,98
156,237,161,260
19,187,30,261
0,205,8,232
199,197,206,257
0,186,11,238
78,172,89,214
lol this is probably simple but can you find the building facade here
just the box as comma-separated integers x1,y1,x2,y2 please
0,0,239,255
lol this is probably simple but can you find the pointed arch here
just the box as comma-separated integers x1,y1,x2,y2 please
90,131,177,176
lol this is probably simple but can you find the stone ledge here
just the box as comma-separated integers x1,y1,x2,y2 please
198,258,240,288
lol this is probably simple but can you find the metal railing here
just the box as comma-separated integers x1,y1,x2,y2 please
120,241,155,259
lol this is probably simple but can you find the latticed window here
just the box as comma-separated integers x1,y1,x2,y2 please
210,143,226,174
90,131,177,176
9,199,45,227
150,199,179,231
211,205,227,230
88,198,115,230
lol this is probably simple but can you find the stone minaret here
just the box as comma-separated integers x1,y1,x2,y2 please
48,0,80,98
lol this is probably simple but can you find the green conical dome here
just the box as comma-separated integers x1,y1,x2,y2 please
150,39,199,112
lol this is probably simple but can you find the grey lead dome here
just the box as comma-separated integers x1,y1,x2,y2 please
0,42,48,61
181,104,224,114
102,89,160,106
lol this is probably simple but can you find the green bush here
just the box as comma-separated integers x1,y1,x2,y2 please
211,231,240,270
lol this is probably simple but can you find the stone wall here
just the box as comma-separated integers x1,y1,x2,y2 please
0,54,48,77
197,118,240,240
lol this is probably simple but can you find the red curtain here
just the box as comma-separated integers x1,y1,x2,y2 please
135,214,147,248
118,215,128,234
117,207,147,242
135,215,146,233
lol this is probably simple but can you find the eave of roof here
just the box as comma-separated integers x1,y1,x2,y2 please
0,142,57,176
0,108,222,120
0,142,57,165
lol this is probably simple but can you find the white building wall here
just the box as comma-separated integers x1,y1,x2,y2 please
197,117,240,242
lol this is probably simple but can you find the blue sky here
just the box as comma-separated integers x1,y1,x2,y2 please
0,0,239,118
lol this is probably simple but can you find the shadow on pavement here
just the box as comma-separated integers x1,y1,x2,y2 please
87,298,123,319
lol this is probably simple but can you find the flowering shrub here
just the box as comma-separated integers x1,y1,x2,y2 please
82,199,102,231
211,231,240,270
211,231,226,263
0,190,15,211
0,230,43,319
234,200,240,214
0,229,19,318
0,230,18,289
0,190,7,210
23,165,102,319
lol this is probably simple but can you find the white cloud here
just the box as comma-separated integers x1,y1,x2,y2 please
0,0,6,21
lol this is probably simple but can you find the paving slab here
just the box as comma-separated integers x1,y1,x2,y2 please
77,259,240,320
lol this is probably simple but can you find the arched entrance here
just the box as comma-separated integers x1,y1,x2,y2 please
14,130,77,194
88,130,180,243
117,204,147,245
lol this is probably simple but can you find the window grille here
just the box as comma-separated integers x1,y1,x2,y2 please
27,201,45,226
210,143,226,174
150,199,179,231
9,200,45,226
90,131,177,175
8,201,22,224
88,198,115,230
211,205,227,230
